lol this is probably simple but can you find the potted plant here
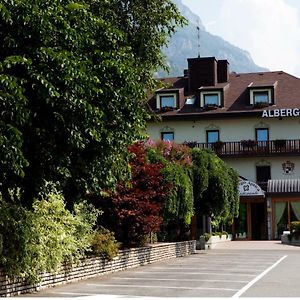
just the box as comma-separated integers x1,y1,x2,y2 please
274,139,286,150
204,104,218,111
241,139,257,149
183,141,197,148
213,141,224,152
159,106,175,113
253,102,269,109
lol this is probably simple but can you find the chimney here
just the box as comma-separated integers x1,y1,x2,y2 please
217,60,229,83
183,69,188,77
188,57,217,93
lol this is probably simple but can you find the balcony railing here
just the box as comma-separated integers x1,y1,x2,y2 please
194,139,300,157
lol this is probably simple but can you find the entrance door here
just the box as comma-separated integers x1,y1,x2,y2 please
234,200,267,240
251,202,267,240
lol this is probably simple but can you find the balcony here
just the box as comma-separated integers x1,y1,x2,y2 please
194,139,300,157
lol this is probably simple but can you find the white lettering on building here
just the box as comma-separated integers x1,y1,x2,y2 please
262,110,269,118
262,108,300,118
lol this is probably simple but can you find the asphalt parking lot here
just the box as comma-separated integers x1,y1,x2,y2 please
24,241,300,298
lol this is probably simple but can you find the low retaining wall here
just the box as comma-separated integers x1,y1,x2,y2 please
196,234,232,250
0,240,196,297
281,234,300,246
206,234,232,249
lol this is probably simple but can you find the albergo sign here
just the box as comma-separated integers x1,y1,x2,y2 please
262,108,300,118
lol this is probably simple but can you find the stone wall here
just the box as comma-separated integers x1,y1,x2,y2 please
0,240,196,297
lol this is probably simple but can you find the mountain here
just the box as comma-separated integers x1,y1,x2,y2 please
158,0,268,77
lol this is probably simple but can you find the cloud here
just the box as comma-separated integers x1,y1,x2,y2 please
205,0,300,76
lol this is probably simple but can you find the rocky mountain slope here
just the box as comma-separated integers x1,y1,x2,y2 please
158,0,268,77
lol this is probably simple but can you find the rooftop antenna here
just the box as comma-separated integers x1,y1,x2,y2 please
197,19,201,58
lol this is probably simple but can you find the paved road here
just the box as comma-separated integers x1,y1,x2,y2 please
24,241,300,298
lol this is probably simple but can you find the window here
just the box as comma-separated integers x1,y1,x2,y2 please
185,96,196,105
206,130,219,143
253,91,269,104
156,94,177,109
256,165,271,190
200,91,222,108
249,89,272,106
160,95,176,108
204,94,219,106
275,201,300,239
256,128,269,142
161,132,174,141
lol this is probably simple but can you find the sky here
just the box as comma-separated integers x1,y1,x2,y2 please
182,0,300,77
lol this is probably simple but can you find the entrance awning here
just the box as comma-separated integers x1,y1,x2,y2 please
239,180,265,197
267,179,300,194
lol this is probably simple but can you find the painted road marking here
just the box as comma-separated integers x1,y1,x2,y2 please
232,255,287,298
51,292,97,296
130,271,256,277
111,277,248,283
87,283,239,292
184,258,282,262
149,266,267,272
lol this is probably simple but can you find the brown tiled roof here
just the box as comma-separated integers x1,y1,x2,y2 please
150,70,300,119
248,81,278,88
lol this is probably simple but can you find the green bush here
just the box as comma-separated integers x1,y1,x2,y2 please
91,227,120,260
290,221,300,239
0,183,100,283
0,200,33,280
212,231,223,238
222,231,229,239
203,233,211,242
290,221,300,232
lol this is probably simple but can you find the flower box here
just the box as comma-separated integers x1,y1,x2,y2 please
213,141,225,152
241,139,257,149
274,139,286,150
204,104,218,111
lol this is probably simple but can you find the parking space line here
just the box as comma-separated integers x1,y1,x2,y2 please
150,267,266,272
111,277,248,283
132,271,256,277
232,255,287,298
87,283,239,292
51,292,97,296
179,258,280,263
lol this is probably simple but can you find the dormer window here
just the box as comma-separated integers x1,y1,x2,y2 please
250,89,272,107
156,93,177,110
253,91,270,105
161,95,176,108
200,90,222,108
248,82,276,107
204,94,219,106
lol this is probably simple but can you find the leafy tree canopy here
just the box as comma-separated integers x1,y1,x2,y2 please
192,148,239,224
146,140,194,226
0,0,185,206
93,142,170,246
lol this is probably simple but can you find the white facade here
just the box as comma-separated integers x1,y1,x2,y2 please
147,116,300,143
147,115,300,182
148,56,300,240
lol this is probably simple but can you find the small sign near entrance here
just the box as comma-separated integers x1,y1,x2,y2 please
239,180,265,196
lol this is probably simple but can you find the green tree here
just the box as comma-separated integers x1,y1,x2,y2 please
0,0,185,206
147,140,194,241
192,148,239,227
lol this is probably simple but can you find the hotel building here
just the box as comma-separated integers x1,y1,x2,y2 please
147,56,300,240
